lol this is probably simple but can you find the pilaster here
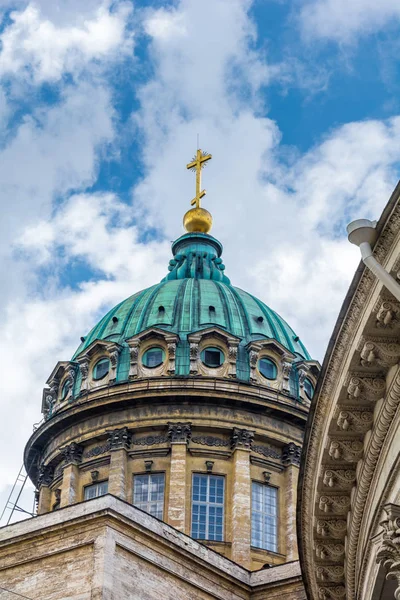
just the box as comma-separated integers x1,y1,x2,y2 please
107,427,131,499
231,428,254,568
59,442,83,508
37,463,54,514
167,422,191,532
282,442,301,560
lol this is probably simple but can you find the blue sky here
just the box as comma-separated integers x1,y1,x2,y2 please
2,0,400,520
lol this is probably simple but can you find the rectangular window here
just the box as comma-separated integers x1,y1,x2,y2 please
133,473,165,519
191,474,224,541
251,482,278,552
84,481,108,500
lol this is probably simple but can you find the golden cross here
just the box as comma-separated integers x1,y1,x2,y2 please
186,149,212,208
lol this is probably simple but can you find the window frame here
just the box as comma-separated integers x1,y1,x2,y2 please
191,472,225,542
83,480,109,501
304,377,314,400
200,346,225,369
132,472,165,520
92,357,110,381
142,346,165,369
258,356,278,380
251,480,279,553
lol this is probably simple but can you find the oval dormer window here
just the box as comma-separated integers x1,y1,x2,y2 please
258,357,277,380
201,347,224,368
93,358,110,380
142,347,165,368
304,377,314,400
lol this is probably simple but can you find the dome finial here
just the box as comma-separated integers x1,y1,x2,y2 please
183,147,213,233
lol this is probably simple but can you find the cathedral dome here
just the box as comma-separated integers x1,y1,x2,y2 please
72,232,310,385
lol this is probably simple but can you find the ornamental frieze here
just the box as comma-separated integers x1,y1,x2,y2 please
191,436,230,447
336,409,373,432
328,439,363,462
252,444,281,460
83,442,111,459
323,469,356,489
132,435,169,446
318,495,351,514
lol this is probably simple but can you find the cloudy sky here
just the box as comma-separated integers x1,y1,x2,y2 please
2,0,400,523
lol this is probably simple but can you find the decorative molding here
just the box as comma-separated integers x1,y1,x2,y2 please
316,566,345,583
83,442,111,459
108,347,121,382
282,442,301,466
60,442,83,465
328,439,364,462
231,427,254,450
316,519,347,539
359,338,400,368
318,495,351,514
37,463,54,488
107,427,131,450
189,341,199,375
323,469,356,489
374,299,400,329
315,543,345,561
336,409,373,432
78,357,90,391
252,444,281,460
346,374,386,402
191,436,230,447
317,585,346,599
132,435,169,446
167,422,192,444
127,341,140,378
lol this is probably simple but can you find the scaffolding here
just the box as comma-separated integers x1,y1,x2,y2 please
0,464,36,526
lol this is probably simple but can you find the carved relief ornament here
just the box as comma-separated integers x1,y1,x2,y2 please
167,422,192,444
376,503,400,600
231,427,254,450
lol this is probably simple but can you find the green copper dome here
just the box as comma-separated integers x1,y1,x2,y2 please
72,232,310,384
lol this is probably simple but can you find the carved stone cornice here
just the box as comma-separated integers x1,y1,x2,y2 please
323,469,356,489
328,439,363,462
167,422,192,444
231,427,254,450
315,543,345,561
346,374,386,402
316,566,344,583
282,442,301,466
107,427,132,451
318,495,351,515
60,442,83,466
358,337,400,368
374,298,400,329
316,519,347,539
317,585,346,599
336,408,373,432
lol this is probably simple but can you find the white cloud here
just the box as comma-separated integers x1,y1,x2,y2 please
0,1,133,81
299,0,400,42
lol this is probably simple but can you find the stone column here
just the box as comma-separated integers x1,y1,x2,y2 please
59,442,83,508
37,464,54,514
107,427,131,499
282,442,301,560
231,428,254,569
167,422,191,532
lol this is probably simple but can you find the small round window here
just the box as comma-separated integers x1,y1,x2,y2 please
201,347,224,368
304,377,314,400
142,347,165,368
93,358,110,380
258,357,277,380
61,380,71,399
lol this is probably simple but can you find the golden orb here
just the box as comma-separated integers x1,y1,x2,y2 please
183,207,213,234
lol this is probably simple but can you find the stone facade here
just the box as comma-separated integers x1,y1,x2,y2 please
0,496,306,600
298,181,400,600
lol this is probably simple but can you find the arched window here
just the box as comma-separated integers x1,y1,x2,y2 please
93,358,110,380
304,377,314,400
